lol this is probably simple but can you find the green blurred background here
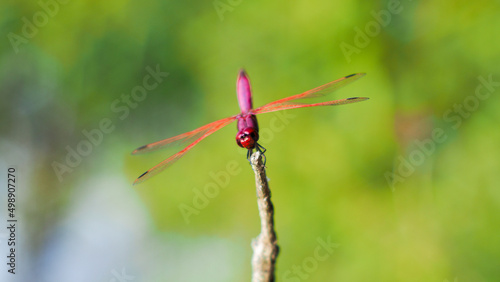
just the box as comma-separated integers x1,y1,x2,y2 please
1,0,499,281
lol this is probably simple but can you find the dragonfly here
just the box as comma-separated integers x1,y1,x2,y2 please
132,70,368,184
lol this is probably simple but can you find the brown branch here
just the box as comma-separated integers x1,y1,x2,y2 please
250,151,279,282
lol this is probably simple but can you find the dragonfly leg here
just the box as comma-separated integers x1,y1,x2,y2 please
256,143,267,154
256,143,267,165
246,149,253,162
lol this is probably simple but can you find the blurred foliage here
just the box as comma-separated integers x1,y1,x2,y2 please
1,0,500,281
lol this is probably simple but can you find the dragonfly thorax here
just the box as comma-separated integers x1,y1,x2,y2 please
236,127,259,149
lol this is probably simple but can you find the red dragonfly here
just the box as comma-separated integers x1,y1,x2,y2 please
132,70,368,184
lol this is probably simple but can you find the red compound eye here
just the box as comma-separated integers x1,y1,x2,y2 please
236,128,259,149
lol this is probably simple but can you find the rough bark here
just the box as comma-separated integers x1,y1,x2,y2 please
250,151,279,282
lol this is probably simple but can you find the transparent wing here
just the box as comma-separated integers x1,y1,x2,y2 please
252,97,369,114
251,73,367,115
132,116,237,185
132,116,237,154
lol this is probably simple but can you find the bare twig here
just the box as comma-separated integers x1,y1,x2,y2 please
250,151,279,282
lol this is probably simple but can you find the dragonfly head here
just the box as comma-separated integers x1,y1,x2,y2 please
236,127,259,149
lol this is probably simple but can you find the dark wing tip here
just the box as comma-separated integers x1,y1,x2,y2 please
346,97,369,100
133,171,149,185
132,145,148,155
345,73,367,78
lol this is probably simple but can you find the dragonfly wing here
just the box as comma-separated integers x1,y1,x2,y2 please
252,73,367,115
132,116,237,154
133,116,237,185
252,97,369,114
